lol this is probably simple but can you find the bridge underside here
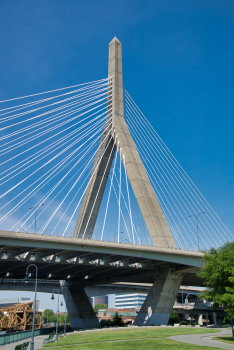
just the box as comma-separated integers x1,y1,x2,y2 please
0,230,203,327
0,231,202,285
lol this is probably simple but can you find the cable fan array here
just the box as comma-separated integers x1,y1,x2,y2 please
0,77,232,251
124,89,234,251
0,78,115,237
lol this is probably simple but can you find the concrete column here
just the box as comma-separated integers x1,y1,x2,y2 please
134,267,183,326
63,285,100,329
198,314,203,326
109,37,176,248
73,37,176,247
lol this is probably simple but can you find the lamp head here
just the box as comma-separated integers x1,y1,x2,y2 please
23,275,30,284
51,294,55,300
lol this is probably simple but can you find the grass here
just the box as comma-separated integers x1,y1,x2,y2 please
212,335,234,345
41,337,223,350
41,327,220,349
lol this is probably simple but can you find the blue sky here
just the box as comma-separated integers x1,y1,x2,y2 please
0,0,233,310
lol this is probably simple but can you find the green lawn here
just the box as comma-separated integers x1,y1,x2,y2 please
42,337,222,350
42,327,220,349
212,335,234,345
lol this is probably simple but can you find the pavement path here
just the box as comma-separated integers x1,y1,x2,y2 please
0,335,49,350
169,328,233,349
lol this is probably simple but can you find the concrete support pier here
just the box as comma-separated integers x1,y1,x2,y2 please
134,267,183,326
64,285,100,329
198,314,203,326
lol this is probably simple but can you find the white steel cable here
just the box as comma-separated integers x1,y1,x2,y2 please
101,137,118,241
0,86,110,138
124,97,230,245
0,92,109,146
63,126,114,236
123,154,135,244
81,132,116,239
124,90,233,241
10,133,103,232
118,144,121,243
126,107,231,245
111,182,133,245
130,132,203,249
0,117,112,221
5,120,113,230
1,114,107,185
0,88,107,131
0,114,109,196
18,155,94,233
113,171,141,245
38,138,107,235
0,78,110,103
0,79,109,118
0,104,109,176
125,107,218,248
0,93,109,156
0,102,110,164
49,155,96,236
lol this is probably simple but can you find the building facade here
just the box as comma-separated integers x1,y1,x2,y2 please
115,294,146,309
94,295,108,307
97,308,137,324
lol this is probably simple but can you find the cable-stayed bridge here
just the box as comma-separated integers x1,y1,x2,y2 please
0,37,233,328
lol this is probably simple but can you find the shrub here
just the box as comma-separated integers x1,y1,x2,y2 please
168,310,180,325
180,320,189,325
112,312,124,327
223,317,231,326
100,320,112,327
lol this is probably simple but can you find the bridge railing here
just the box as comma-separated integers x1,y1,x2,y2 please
0,327,57,346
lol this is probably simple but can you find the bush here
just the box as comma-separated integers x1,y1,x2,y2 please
100,320,112,327
168,310,180,325
223,317,231,325
112,312,124,327
180,320,189,325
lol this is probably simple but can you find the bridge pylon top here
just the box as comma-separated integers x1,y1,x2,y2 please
73,39,176,249
110,36,121,43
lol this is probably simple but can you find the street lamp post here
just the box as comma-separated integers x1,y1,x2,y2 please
114,232,123,242
51,289,59,342
29,203,44,234
60,299,67,337
188,211,205,251
185,293,192,305
23,264,38,350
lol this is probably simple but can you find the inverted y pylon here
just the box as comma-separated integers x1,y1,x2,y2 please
73,37,176,248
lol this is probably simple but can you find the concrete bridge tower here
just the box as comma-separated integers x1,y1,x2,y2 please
64,37,183,327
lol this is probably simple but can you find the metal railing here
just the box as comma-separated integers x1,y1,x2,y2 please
0,328,55,346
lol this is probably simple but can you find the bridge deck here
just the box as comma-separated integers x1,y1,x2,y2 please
0,230,203,286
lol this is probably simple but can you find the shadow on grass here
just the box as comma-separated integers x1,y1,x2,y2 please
213,335,234,345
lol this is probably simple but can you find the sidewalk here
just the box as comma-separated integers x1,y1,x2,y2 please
169,328,233,349
0,335,48,350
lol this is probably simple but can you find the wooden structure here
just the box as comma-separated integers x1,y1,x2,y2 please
0,301,41,332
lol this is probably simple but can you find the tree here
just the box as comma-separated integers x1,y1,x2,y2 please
168,309,180,325
43,309,56,323
93,303,107,312
112,312,124,326
58,313,70,324
198,243,234,325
